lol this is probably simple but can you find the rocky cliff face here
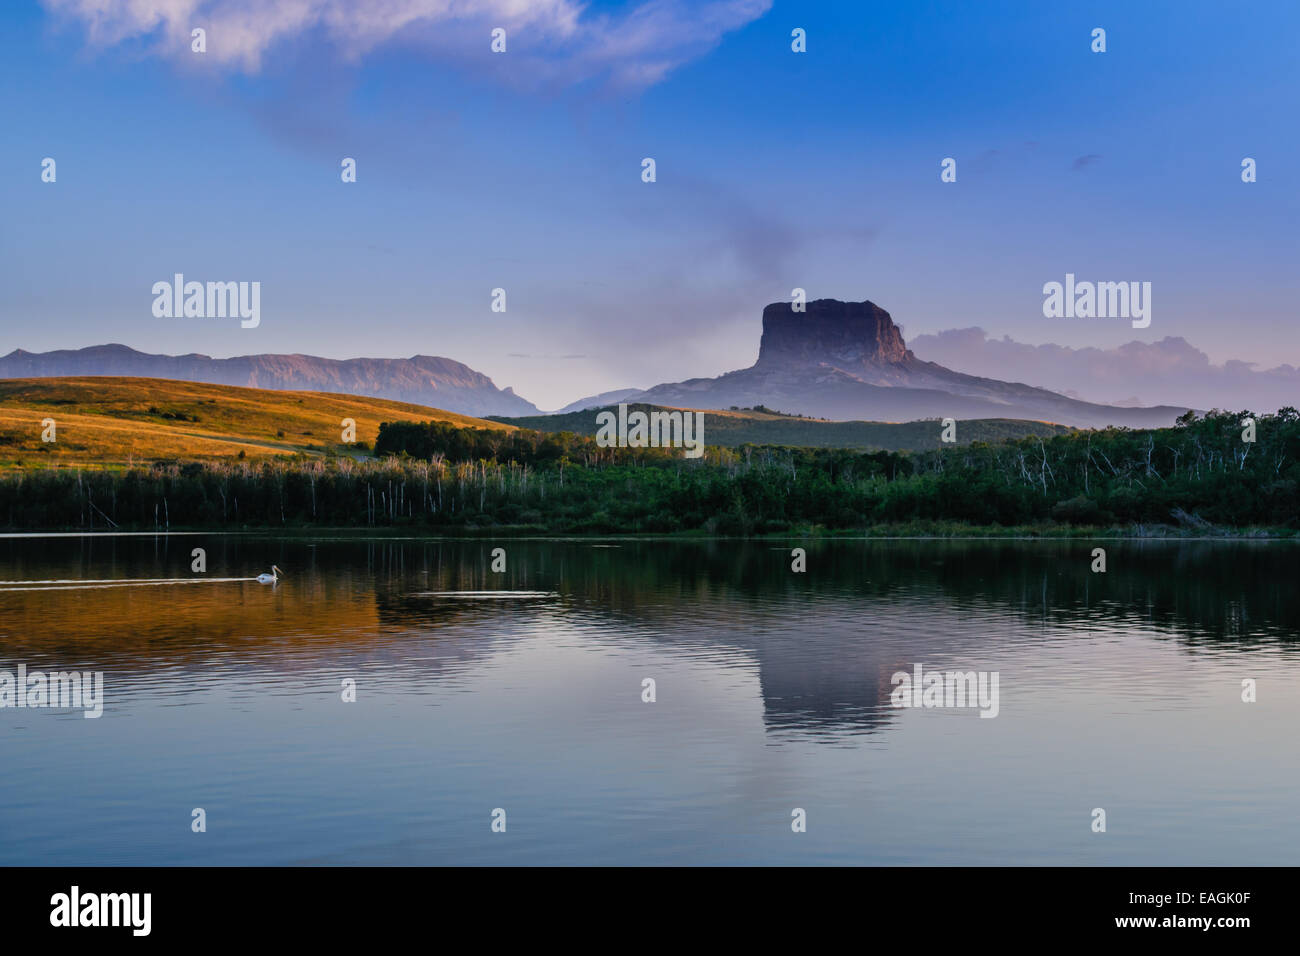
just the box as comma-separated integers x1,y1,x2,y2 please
632,298,1192,428
0,345,540,418
756,299,910,369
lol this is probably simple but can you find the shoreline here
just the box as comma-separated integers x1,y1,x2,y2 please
2,524,1294,540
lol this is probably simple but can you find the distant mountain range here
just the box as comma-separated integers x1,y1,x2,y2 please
562,299,1193,428
2,299,1203,427
0,344,540,418
552,388,646,414
907,327,1300,414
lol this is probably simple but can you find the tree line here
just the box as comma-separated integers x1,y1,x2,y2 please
0,409,1295,533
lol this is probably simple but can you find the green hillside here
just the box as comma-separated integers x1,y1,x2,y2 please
492,403,1073,451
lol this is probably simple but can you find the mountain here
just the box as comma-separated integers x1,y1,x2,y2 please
908,327,1300,414
626,299,1193,428
550,388,646,414
0,344,540,418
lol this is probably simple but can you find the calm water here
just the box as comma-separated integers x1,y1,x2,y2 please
0,534,1297,866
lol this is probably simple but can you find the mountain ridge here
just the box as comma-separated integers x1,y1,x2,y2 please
0,344,540,418
607,299,1195,428
2,298,1206,428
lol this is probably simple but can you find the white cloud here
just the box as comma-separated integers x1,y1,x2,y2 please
42,0,770,88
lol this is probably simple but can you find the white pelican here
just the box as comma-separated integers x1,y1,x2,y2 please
256,565,283,584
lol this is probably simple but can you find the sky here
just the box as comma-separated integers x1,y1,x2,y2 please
2,0,1297,410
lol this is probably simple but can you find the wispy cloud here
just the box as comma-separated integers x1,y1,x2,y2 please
42,0,771,89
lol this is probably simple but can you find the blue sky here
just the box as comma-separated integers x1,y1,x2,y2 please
2,0,1296,409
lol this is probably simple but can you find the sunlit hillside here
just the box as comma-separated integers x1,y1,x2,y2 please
0,377,512,468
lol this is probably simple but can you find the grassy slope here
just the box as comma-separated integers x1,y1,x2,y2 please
493,404,1074,451
0,377,511,468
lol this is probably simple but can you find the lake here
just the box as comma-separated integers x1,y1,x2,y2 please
1,534,1297,865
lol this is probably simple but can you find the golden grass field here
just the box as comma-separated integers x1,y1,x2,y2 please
0,377,511,469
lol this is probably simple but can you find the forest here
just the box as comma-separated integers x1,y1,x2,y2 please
0,409,1295,534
